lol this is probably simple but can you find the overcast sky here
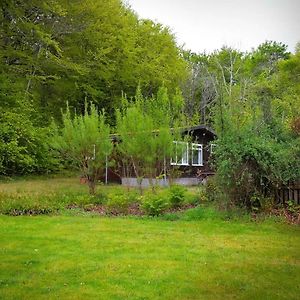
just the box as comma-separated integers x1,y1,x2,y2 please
125,0,300,53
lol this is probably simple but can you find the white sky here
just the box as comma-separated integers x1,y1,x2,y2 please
125,0,300,53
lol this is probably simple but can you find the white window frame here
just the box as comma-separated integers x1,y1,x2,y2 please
191,143,203,166
171,141,189,166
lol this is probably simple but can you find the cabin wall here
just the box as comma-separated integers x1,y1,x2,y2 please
173,128,215,180
121,177,200,187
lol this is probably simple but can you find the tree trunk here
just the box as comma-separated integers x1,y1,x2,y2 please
87,179,96,195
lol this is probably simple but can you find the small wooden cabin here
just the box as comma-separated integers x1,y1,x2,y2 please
103,125,216,186
169,125,216,185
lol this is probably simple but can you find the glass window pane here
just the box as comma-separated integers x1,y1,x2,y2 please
170,141,177,165
192,144,202,166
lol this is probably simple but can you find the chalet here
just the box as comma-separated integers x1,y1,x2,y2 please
103,125,216,186
168,125,216,185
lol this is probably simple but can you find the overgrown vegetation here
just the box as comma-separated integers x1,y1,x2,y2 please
0,0,299,213
183,42,300,209
0,177,199,217
1,177,298,223
0,0,187,176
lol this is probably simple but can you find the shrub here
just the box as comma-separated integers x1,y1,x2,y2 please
184,191,200,206
169,185,186,208
213,126,300,209
70,193,107,207
205,177,221,202
142,193,169,216
106,192,138,214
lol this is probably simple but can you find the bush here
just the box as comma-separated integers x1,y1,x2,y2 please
205,177,221,202
0,112,61,176
70,193,107,207
106,194,131,214
184,191,201,206
142,193,169,216
169,185,186,208
105,191,139,214
213,127,300,210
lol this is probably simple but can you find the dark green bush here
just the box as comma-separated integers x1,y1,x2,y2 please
213,125,300,209
0,111,61,176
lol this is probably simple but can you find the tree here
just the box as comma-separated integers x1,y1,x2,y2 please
52,103,112,194
181,42,298,209
207,44,298,209
1,0,188,124
247,41,290,77
1,0,187,176
116,86,182,192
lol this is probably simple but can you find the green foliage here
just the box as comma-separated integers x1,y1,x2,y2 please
169,184,186,208
0,176,110,215
182,41,298,210
116,86,184,190
141,193,169,216
1,0,187,123
0,0,187,177
0,193,57,216
0,110,60,176
179,206,224,221
106,194,129,214
52,103,112,194
213,125,300,208
106,192,138,214
204,177,221,202
247,41,290,76
184,190,202,205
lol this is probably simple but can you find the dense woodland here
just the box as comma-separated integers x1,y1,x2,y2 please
1,0,300,207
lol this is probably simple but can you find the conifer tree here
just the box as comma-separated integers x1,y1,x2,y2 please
52,103,112,194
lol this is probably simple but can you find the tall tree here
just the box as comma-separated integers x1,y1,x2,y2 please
52,103,112,194
116,86,182,192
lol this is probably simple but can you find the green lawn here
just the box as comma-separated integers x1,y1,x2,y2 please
1,215,299,299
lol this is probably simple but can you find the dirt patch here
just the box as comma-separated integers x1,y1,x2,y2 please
68,203,197,217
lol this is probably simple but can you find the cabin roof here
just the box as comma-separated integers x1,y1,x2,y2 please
181,125,216,137
110,124,216,141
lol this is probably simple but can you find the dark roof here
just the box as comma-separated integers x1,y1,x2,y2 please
181,125,216,137
110,124,216,141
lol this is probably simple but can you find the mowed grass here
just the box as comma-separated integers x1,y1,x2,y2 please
0,215,300,300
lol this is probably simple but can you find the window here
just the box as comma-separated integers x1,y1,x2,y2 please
191,143,203,166
171,141,189,166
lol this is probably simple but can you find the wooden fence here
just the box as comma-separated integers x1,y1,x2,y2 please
275,181,300,205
